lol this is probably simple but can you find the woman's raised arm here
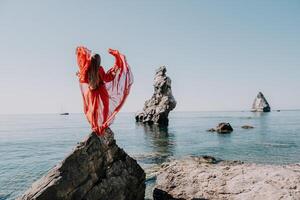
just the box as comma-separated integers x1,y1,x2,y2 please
99,48,123,83
76,46,91,83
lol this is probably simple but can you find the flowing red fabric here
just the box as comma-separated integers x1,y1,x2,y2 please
76,46,133,135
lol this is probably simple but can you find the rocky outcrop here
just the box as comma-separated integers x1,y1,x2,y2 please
135,66,176,126
252,92,271,112
18,128,145,200
153,156,300,200
207,123,233,134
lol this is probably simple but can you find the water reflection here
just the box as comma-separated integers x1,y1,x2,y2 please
136,123,175,165
135,123,176,199
252,112,270,141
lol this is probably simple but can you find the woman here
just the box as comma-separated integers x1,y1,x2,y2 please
76,46,133,135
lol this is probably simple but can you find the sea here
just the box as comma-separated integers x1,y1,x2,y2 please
1,111,300,200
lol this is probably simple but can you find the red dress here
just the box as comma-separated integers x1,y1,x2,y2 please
76,46,133,135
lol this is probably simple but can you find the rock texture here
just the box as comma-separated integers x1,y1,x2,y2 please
207,123,233,134
252,92,271,112
153,156,300,200
135,66,176,126
18,128,145,200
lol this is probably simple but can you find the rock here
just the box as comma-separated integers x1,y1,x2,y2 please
206,128,216,132
18,128,145,200
242,125,254,129
153,188,183,200
154,156,300,200
135,66,176,126
216,123,233,133
252,92,271,112
208,123,233,134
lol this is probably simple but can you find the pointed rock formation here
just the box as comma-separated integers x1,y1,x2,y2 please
18,128,145,200
135,66,176,126
252,92,271,112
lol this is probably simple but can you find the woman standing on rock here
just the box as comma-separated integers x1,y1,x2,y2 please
76,46,133,135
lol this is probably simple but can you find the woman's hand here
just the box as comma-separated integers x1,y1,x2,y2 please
110,67,120,76
108,48,123,70
108,48,119,56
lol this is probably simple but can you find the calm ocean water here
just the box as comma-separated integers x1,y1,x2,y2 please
1,111,300,199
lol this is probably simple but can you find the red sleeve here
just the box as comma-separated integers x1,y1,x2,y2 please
108,48,123,69
76,46,91,83
99,66,116,83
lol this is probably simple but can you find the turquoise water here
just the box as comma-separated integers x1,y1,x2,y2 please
1,111,300,199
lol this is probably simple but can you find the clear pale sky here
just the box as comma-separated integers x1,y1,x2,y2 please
0,0,299,114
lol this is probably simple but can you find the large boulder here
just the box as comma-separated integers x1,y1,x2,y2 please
153,156,300,200
135,66,176,126
252,92,271,112
18,128,145,200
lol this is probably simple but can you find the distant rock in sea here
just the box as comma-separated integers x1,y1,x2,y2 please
18,128,145,200
207,122,233,134
242,125,254,129
252,92,271,112
135,66,176,126
60,112,69,115
153,156,300,200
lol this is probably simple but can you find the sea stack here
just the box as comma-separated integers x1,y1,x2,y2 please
18,128,145,200
135,66,176,126
252,92,271,112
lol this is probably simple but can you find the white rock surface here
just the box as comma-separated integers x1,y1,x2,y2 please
154,156,300,200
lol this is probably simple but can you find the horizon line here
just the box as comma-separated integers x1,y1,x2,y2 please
1,109,300,115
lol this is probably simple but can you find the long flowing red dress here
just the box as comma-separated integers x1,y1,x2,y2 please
76,46,133,135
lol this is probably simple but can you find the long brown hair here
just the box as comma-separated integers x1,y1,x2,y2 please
88,54,102,90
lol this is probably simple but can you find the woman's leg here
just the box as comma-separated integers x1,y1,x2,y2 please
99,86,109,126
90,91,100,132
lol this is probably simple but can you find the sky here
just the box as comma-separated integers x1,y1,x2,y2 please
0,0,300,114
